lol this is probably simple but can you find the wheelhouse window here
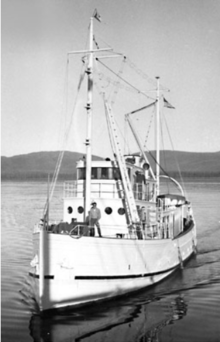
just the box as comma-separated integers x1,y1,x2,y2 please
127,168,131,179
91,168,98,179
78,167,121,180
135,171,144,183
78,168,85,180
113,168,121,180
101,168,108,179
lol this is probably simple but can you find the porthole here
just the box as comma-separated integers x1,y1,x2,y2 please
105,207,113,215
118,208,125,215
67,206,73,214
78,206,84,214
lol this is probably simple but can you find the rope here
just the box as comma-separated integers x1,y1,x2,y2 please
125,57,170,92
125,57,157,87
109,56,126,107
42,27,91,219
162,108,187,197
160,112,170,193
94,58,110,95
96,59,155,101
143,108,154,150
43,60,86,219
103,96,116,156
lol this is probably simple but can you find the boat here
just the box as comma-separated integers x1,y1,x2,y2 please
29,10,197,311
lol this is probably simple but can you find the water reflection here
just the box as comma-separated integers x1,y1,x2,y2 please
29,294,187,342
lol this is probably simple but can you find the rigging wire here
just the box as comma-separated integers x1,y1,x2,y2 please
162,108,188,197
143,108,154,151
124,115,132,156
92,34,112,50
43,62,86,218
125,57,157,88
96,62,182,198
42,58,70,217
103,97,116,157
109,56,126,108
42,28,180,219
43,29,90,218
94,70,139,94
93,47,132,158
97,87,131,159
93,60,117,160
125,57,170,92
96,59,155,101
160,111,170,193
127,106,174,183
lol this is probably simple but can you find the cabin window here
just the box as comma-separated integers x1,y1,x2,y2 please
78,206,84,214
136,171,144,183
67,206,73,214
105,207,113,215
118,208,125,215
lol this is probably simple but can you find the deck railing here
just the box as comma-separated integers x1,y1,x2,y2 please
63,181,151,201
33,220,174,241
64,181,123,199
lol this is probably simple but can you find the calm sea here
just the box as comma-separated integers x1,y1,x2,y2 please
1,181,220,342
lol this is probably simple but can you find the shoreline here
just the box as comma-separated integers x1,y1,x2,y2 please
1,176,220,183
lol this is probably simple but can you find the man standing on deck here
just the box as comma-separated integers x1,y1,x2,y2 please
89,201,102,237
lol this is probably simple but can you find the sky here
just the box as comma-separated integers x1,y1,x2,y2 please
2,0,220,158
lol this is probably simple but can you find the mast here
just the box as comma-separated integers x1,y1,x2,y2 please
68,12,110,219
155,76,160,197
39,176,50,306
85,17,94,219
125,114,155,180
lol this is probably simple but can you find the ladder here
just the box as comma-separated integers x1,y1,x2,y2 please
104,101,140,226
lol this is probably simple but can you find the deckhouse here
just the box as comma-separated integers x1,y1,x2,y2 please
63,155,156,237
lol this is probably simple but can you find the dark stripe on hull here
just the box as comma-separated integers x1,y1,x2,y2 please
75,264,179,280
29,264,180,281
29,272,54,279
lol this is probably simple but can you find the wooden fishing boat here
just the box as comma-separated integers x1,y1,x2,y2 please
29,10,197,311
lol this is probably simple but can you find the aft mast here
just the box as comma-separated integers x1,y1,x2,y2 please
155,76,160,197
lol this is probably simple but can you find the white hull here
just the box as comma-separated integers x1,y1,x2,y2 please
29,224,196,311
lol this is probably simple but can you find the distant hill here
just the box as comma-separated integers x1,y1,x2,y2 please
148,150,220,175
1,151,103,181
1,150,220,181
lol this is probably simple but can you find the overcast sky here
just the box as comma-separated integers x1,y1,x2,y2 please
2,0,220,158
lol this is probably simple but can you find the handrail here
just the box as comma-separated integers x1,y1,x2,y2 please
159,175,184,196
69,224,91,239
64,181,121,198
64,180,154,201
